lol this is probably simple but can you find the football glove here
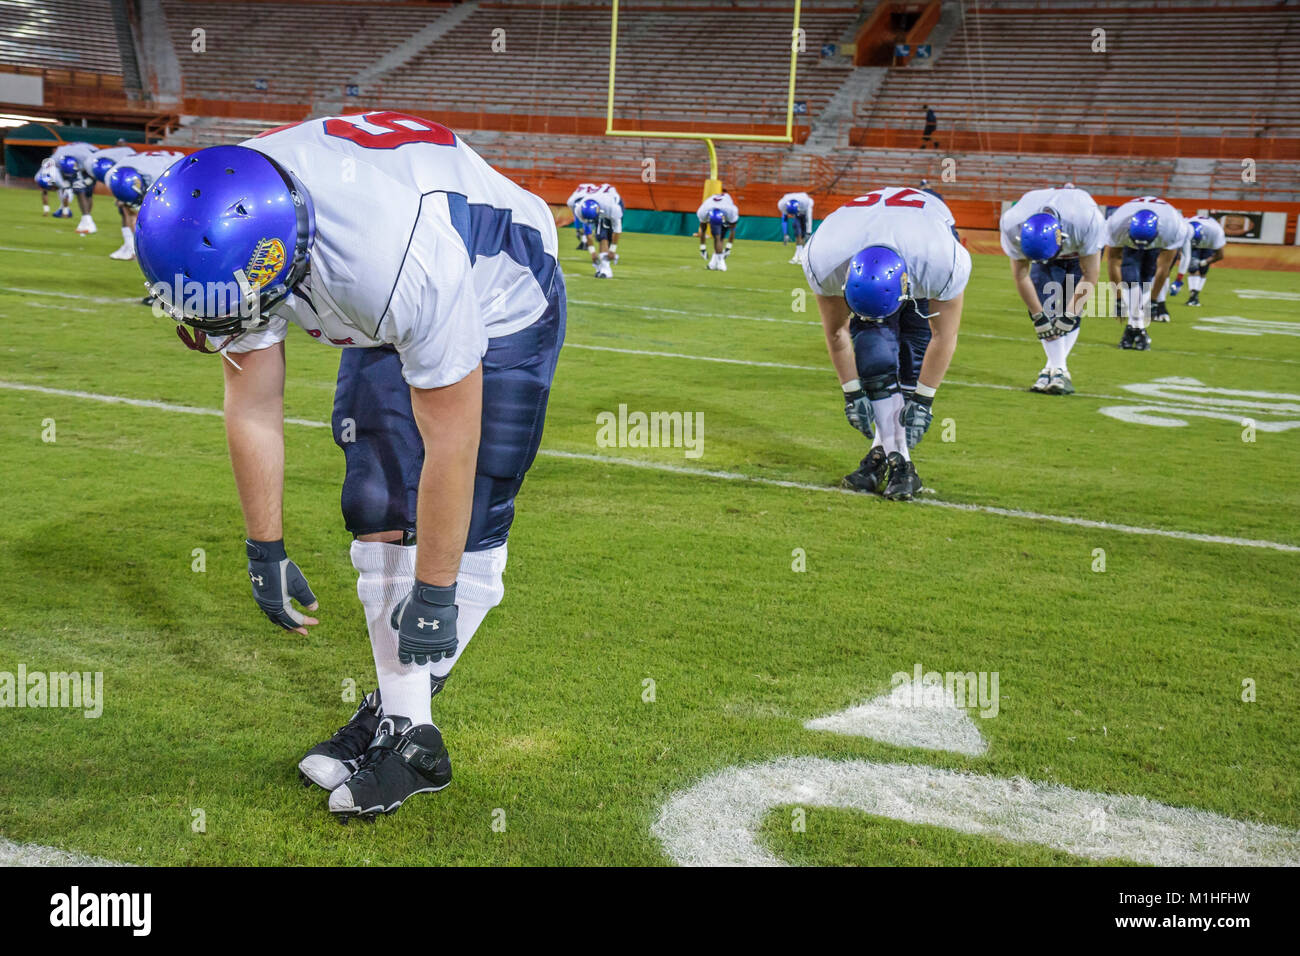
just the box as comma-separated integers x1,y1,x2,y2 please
1170,278,1183,295
901,393,934,449
391,581,459,665
246,539,318,632
843,387,874,438
1052,312,1081,336
1029,311,1055,340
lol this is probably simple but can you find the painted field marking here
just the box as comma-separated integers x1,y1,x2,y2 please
0,836,129,867
805,676,988,756
3,381,1297,553
1100,376,1300,430
1191,315,1300,337
651,755,1300,867
1235,288,1300,301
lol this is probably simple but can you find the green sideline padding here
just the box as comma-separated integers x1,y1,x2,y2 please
619,208,822,242
3,122,140,178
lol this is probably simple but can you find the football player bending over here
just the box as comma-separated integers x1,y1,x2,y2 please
34,158,71,218
1175,216,1226,307
577,184,623,278
778,191,814,264
697,189,740,271
1104,197,1191,350
50,141,99,235
88,143,144,259
803,187,971,500
104,151,184,261
133,111,565,822
999,185,1105,394
565,181,599,250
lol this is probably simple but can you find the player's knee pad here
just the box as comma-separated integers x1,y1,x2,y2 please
850,317,902,385
860,372,900,401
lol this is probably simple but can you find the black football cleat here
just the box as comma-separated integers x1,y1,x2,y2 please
298,689,381,791
882,452,922,500
1132,327,1151,351
328,716,452,822
1150,301,1170,323
1119,326,1138,349
1186,292,1201,307
842,446,889,494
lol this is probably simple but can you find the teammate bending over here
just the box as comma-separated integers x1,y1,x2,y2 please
104,151,184,260
697,189,740,271
778,191,814,264
50,141,99,235
577,184,623,278
133,111,565,822
999,185,1105,394
804,186,971,500
1105,197,1190,350
1176,216,1226,307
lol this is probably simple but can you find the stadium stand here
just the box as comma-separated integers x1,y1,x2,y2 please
856,4,1300,139
0,0,125,75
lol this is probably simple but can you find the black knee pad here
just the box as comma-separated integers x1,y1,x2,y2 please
861,373,900,401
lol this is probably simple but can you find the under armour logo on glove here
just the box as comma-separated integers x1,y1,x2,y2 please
249,573,264,587
245,538,318,635
392,581,459,665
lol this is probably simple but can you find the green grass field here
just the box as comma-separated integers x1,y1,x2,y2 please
1,186,1297,866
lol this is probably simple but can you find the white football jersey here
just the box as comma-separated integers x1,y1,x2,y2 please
586,189,623,229
778,191,813,217
228,112,559,390
86,145,139,175
803,186,971,302
51,142,96,183
697,192,739,224
999,186,1106,259
1185,215,1226,250
37,156,67,188
127,151,185,185
566,182,600,212
1105,197,1190,251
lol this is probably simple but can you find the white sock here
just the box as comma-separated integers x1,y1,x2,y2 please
121,225,132,244
1059,326,1079,368
430,546,506,679
1189,275,1205,292
1043,335,1067,370
352,540,432,726
870,392,907,458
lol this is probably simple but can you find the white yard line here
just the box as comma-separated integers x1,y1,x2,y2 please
3,380,1295,553
0,836,129,867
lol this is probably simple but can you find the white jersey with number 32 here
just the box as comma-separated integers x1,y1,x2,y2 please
803,186,970,301
226,111,559,390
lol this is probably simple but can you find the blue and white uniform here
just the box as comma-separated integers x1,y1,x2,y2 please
566,182,600,240
1105,196,1190,321
1180,215,1226,273
86,145,138,178
698,192,740,234
585,185,623,239
225,113,565,557
51,142,98,193
804,186,969,399
778,191,814,239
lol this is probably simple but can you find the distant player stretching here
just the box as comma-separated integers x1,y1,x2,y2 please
803,187,971,500
1104,196,1190,350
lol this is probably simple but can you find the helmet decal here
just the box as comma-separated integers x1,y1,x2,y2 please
245,238,287,288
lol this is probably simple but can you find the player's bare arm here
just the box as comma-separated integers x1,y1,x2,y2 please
1010,258,1044,313
815,293,859,385
918,293,964,390
409,364,483,587
1071,251,1101,316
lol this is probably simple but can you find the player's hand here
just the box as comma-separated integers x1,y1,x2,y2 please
843,387,874,438
391,581,458,665
1030,311,1055,340
1052,312,1081,336
246,538,319,635
901,394,934,449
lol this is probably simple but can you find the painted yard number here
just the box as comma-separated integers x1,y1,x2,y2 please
652,678,1300,866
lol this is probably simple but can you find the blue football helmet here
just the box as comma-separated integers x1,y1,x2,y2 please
108,166,145,205
35,169,57,190
135,145,315,338
708,207,726,226
578,198,601,223
1128,209,1160,247
1020,212,1063,262
1191,220,1204,244
91,155,119,182
784,198,801,216
844,245,911,320
57,154,81,178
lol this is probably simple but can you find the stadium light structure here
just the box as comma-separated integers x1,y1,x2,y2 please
605,0,802,200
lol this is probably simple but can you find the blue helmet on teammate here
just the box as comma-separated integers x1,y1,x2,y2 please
134,145,316,337
1190,220,1204,244
58,154,81,178
784,198,801,216
35,169,57,190
108,166,146,205
1019,212,1063,262
844,245,911,320
578,198,601,223
92,155,119,183
1128,209,1160,248
708,207,726,226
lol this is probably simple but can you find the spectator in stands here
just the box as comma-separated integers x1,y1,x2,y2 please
921,105,938,149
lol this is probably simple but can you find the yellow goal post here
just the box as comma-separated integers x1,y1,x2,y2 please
605,0,803,200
